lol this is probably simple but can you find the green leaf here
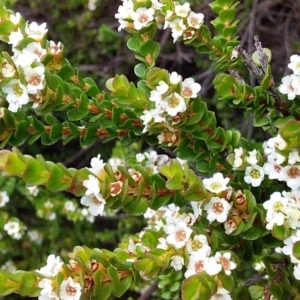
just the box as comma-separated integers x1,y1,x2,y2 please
0,20,14,35
113,276,132,298
22,158,50,185
134,63,148,79
19,272,38,297
248,285,264,300
46,165,72,191
242,226,265,240
272,223,289,240
293,241,300,260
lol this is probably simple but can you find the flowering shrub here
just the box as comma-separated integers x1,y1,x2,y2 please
0,0,300,299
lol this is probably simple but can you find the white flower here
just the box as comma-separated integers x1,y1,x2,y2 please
288,54,300,75
156,81,169,94
2,79,30,112
160,92,186,116
59,277,81,300
83,175,100,195
174,3,190,18
190,201,202,219
88,0,97,10
244,165,265,187
279,75,300,100
4,221,22,239
64,201,76,212
80,193,106,216
184,255,209,278
38,292,59,300
88,154,106,176
263,160,282,180
209,287,232,300
8,28,24,46
263,192,288,230
169,18,187,42
164,221,192,249
131,7,155,30
38,278,54,296
10,12,22,25
289,150,300,165
140,108,165,133
246,149,258,165
203,172,230,193
232,147,244,169
36,255,63,277
22,42,47,62
27,185,39,196
28,230,43,245
205,256,222,276
24,65,45,94
181,77,201,98
187,11,204,29
25,21,48,41
215,252,237,275
186,234,211,256
49,41,62,56
0,191,9,207
169,71,182,85
170,255,184,271
204,197,231,223
1,60,16,77
278,165,300,189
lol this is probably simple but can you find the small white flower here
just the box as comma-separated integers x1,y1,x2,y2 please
28,230,43,245
165,221,192,249
140,108,166,133
187,11,204,29
59,277,81,300
170,255,184,271
209,287,232,300
278,165,300,189
203,172,230,193
27,185,39,196
10,12,22,25
169,18,187,42
1,60,16,78
186,234,211,256
136,153,145,162
83,175,100,195
4,221,22,239
49,41,62,56
263,160,282,180
22,42,47,62
88,154,106,177
8,28,24,46
204,197,231,223
184,255,209,278
181,77,201,98
288,54,300,75
160,92,186,116
169,71,182,85
263,192,288,230
131,7,155,30
24,65,45,94
38,278,54,296
289,150,300,164
246,149,258,165
36,255,63,277
25,21,48,41
174,3,190,18
205,256,222,276
64,201,76,212
244,165,265,187
156,81,169,94
80,193,106,216
0,191,9,207
215,252,237,275
2,79,30,112
279,75,300,100
190,201,202,219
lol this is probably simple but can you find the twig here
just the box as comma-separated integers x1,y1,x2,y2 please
137,282,158,300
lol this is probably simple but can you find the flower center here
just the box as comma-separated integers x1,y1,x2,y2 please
13,83,24,96
175,229,186,242
194,260,204,272
250,168,261,179
168,94,180,107
28,74,42,86
273,201,283,212
212,202,224,214
66,283,77,296
287,166,300,178
219,256,230,270
191,240,203,251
